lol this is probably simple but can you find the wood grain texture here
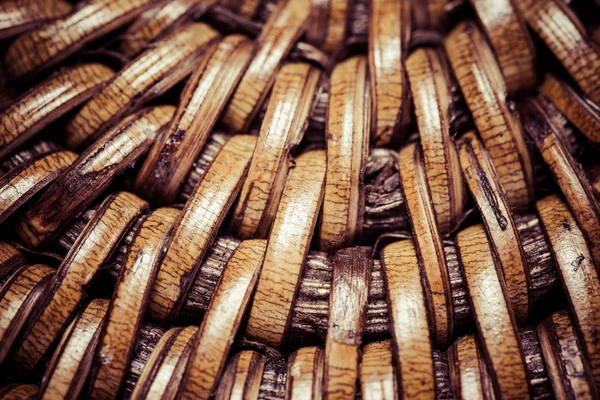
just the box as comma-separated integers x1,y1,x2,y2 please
231,62,321,239
537,311,598,400
445,21,535,211
246,150,326,348
458,132,531,323
134,34,254,205
0,0,72,40
540,74,600,144
0,64,114,158
37,299,109,400
285,347,324,400
368,0,411,146
398,142,453,346
3,0,157,78
448,335,496,400
516,0,600,105
221,0,262,18
148,135,256,322
359,341,397,400
131,326,197,400
412,0,447,30
222,0,311,132
380,240,435,399
323,247,371,399
64,23,218,149
0,151,78,224
319,56,369,252
520,97,600,269
0,264,53,366
536,194,600,392
0,384,37,400
456,224,530,399
119,0,216,57
87,207,179,400
306,0,350,53
406,47,465,234
0,242,25,281
176,240,267,400
215,350,266,400
11,192,147,375
469,0,536,94
16,105,174,248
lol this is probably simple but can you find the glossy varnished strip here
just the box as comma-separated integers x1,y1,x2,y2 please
406,47,465,234
536,195,600,391
176,240,267,400
16,105,174,248
448,335,496,400
540,74,600,144
135,35,254,205
64,23,218,149
537,311,598,399
445,21,535,211
306,0,350,53
468,0,536,94
380,240,435,399
131,326,197,400
37,299,110,400
0,242,25,280
0,384,37,400
398,142,453,346
0,151,78,224
456,224,530,399
148,135,257,321
119,0,217,57
231,62,321,239
319,56,369,252
0,264,53,366
0,64,114,158
221,0,311,132
458,132,531,323
516,0,600,105
323,248,371,399
520,98,600,269
285,347,324,400
3,0,156,78
0,0,72,40
215,351,266,400
246,150,327,348
359,341,397,400
368,0,410,146
10,193,148,374
88,207,179,399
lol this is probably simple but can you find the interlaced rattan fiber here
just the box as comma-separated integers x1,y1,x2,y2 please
0,0,599,399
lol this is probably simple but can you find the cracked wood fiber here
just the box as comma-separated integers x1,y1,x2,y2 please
458,131,532,324
285,347,324,400
3,0,157,78
87,207,178,400
135,34,254,205
16,105,174,248
398,142,453,346
0,384,37,400
176,240,267,400
448,335,496,400
64,23,218,150
231,62,321,240
222,0,311,132
10,192,147,375
305,0,350,53
220,0,262,18
0,0,72,40
0,242,25,281
319,56,369,252
381,240,435,399
359,341,397,400
456,224,530,399
0,64,114,159
246,150,326,348
215,350,266,400
445,21,535,211
147,135,257,322
536,195,600,392
323,247,371,399
368,0,411,146
406,47,465,235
